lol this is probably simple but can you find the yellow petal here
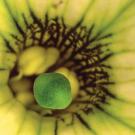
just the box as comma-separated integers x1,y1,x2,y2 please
18,111,41,135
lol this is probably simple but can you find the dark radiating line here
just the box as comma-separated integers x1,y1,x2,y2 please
99,81,114,85
59,2,94,48
58,0,93,49
3,0,25,37
39,14,49,45
10,34,22,43
44,13,49,25
3,38,16,53
100,53,113,63
75,113,97,135
74,62,111,73
100,86,116,99
84,42,111,53
84,89,95,96
22,13,29,28
59,24,96,65
54,120,58,135
96,33,113,41
12,18,25,37
61,28,84,55
29,8,43,29
0,32,16,53
53,17,61,47
75,113,91,130
57,39,90,67
58,17,83,49
61,17,67,38
88,32,101,43
87,24,95,41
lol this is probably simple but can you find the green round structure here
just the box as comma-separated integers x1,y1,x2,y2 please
33,73,72,109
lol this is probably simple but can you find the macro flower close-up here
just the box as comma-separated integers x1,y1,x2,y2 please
0,0,135,135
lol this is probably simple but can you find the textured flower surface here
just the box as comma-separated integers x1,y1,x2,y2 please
0,0,135,135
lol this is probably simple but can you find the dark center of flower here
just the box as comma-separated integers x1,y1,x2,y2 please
6,9,115,118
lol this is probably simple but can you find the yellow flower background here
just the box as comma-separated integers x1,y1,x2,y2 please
0,0,135,135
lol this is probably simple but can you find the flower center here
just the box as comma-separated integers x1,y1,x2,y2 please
7,12,114,117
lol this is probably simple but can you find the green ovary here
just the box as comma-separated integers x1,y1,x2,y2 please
34,73,72,109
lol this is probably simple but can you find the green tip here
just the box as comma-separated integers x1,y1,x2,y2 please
33,73,72,109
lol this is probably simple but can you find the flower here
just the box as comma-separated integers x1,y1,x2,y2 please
0,0,135,135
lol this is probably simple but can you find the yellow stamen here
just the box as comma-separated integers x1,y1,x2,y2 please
56,67,79,98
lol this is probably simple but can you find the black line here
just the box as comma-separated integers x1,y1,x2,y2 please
10,34,23,43
29,8,43,29
57,24,97,66
0,33,16,53
12,18,25,36
54,120,58,135
100,86,116,99
84,42,111,53
87,24,95,41
53,17,61,47
58,0,93,49
96,33,113,41
75,113,97,135
58,18,83,49
3,38,16,53
22,13,29,28
3,1,25,37
75,113,91,130
100,53,113,63
39,14,49,45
